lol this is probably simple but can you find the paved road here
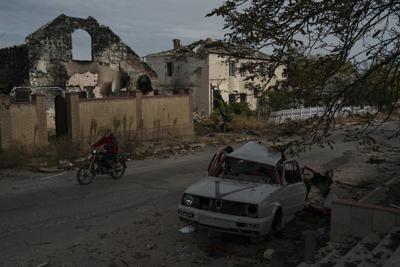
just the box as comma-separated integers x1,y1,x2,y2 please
0,129,396,267
0,147,218,266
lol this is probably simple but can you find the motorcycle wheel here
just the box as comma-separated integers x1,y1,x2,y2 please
111,159,126,179
77,165,95,185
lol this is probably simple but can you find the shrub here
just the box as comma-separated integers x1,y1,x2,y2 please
228,102,253,116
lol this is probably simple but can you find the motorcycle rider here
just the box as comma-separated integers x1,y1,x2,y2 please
92,129,118,169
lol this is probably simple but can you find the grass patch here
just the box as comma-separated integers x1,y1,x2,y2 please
0,142,31,169
230,115,265,131
0,137,86,169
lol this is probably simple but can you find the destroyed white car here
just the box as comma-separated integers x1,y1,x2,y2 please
178,141,307,236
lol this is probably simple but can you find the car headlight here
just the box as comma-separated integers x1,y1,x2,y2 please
246,204,258,218
182,194,195,206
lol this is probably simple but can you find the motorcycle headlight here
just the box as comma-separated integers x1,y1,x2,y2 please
246,204,258,218
182,194,195,206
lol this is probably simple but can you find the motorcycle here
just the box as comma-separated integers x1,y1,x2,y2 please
77,148,130,185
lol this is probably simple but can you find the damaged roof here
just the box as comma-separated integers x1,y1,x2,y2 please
227,141,283,166
146,39,269,60
24,14,157,78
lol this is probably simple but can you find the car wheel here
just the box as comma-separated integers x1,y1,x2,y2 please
272,209,284,234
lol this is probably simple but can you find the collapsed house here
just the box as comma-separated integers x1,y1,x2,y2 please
0,14,157,97
145,38,286,115
0,15,194,148
0,14,159,133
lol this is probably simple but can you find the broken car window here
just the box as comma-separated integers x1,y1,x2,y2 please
283,161,302,184
222,157,278,184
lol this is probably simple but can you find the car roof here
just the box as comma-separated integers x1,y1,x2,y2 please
226,141,282,166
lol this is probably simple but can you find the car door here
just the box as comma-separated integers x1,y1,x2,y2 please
280,160,307,219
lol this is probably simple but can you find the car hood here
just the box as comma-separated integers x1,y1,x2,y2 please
184,176,280,204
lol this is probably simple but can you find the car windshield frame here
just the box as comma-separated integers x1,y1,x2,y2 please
222,156,280,184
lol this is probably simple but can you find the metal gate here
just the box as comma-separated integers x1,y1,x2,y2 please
54,95,68,137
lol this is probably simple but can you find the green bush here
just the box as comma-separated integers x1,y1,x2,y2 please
228,102,253,116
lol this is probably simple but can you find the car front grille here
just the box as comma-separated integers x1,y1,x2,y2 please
193,196,251,217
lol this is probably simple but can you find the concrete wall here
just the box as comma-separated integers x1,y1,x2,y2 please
67,91,193,142
0,90,192,150
141,95,193,139
0,94,48,149
79,97,137,140
331,199,400,242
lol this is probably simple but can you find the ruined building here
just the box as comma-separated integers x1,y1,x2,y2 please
145,38,285,115
0,15,194,149
0,14,157,96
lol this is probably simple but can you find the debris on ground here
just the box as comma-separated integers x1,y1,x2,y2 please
29,162,48,172
179,225,196,234
36,167,63,173
263,248,275,260
58,160,74,170
366,157,387,164
303,166,335,214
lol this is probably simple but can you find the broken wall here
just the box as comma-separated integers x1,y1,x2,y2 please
0,45,29,94
145,50,286,115
208,54,286,111
26,14,156,94
145,54,209,113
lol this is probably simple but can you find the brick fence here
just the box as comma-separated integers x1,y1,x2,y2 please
67,91,194,142
0,91,194,150
0,94,48,150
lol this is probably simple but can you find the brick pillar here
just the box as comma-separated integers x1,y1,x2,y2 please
135,91,143,139
66,92,80,140
31,94,48,146
0,95,12,150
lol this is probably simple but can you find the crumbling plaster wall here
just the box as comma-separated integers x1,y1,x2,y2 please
26,14,156,92
145,54,209,114
146,51,285,115
208,53,286,111
0,45,29,94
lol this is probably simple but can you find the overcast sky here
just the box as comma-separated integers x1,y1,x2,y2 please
0,0,225,56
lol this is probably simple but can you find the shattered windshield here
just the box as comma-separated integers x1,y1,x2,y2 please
222,157,277,184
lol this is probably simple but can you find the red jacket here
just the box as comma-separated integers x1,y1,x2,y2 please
93,134,118,154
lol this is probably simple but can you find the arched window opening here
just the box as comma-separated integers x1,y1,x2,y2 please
72,29,92,61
